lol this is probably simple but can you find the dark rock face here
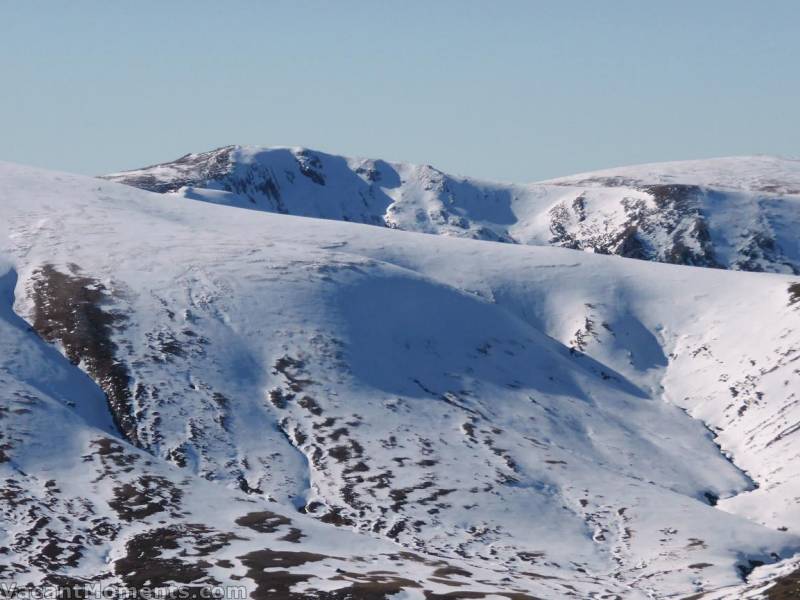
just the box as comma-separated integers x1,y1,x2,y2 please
111,146,237,194
29,264,137,444
548,184,722,268
547,176,800,274
789,283,800,306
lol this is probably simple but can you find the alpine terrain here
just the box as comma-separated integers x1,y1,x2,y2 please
106,146,800,273
0,149,799,598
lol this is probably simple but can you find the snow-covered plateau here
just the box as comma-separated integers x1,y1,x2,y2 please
0,149,799,598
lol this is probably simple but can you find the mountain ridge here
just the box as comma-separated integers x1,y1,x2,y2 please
103,146,800,274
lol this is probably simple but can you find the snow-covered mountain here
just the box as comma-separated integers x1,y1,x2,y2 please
2,156,800,598
104,146,800,274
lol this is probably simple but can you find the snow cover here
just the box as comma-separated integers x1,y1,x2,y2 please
104,147,800,274
1,157,800,598
543,154,800,195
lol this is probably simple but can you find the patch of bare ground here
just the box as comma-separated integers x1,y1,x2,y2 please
30,264,137,443
237,549,325,599
84,437,139,481
115,524,239,597
766,568,800,599
321,577,420,599
109,475,183,521
272,356,313,393
789,282,800,306
423,593,542,600
235,511,291,534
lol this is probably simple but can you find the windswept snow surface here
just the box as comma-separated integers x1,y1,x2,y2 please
543,155,800,195
105,147,800,274
2,160,800,597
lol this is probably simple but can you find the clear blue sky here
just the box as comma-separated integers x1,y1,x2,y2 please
1,1,798,182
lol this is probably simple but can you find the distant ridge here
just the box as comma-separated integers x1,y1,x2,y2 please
105,146,800,274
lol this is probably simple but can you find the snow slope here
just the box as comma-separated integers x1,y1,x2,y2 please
0,261,532,598
543,155,800,195
2,160,800,597
104,147,800,274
